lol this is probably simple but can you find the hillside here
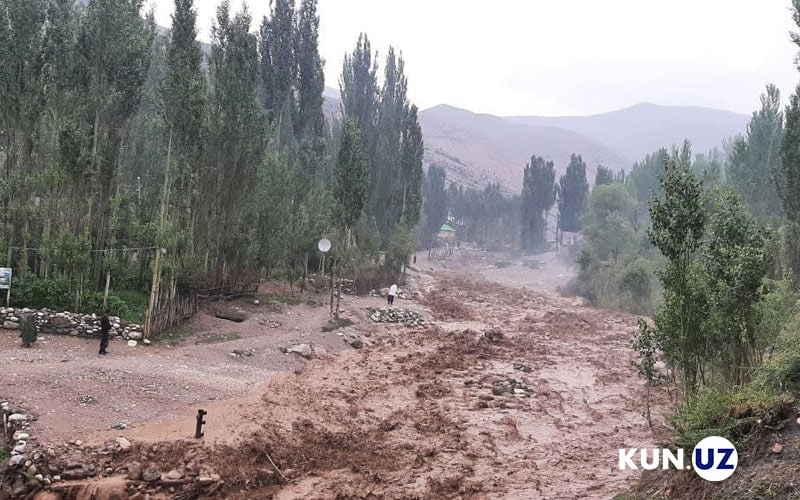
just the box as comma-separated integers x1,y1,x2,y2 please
419,104,632,193
508,102,749,163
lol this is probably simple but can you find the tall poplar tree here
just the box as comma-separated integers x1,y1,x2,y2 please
558,154,589,233
521,156,557,250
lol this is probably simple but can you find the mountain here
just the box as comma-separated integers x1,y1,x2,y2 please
507,103,749,164
419,105,631,193
323,91,749,194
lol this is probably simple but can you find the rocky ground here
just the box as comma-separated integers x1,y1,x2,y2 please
1,248,669,499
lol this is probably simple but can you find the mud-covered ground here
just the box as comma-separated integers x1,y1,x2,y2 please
2,248,670,499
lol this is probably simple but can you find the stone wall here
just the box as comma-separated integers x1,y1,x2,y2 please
0,308,144,340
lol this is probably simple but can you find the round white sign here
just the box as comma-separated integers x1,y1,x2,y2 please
318,238,331,253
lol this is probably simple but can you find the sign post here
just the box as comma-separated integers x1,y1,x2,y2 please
318,239,333,318
0,268,11,306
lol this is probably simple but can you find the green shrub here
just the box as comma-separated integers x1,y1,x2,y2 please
756,318,800,393
10,276,147,323
10,275,73,310
671,384,790,448
755,277,799,350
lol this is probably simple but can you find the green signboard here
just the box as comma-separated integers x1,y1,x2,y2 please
0,268,11,290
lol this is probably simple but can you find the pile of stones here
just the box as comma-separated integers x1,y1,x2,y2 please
2,402,228,498
368,306,426,327
0,307,144,340
2,401,49,498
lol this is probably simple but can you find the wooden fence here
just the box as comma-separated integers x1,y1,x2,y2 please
147,287,198,337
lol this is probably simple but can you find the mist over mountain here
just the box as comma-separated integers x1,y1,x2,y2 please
507,103,749,164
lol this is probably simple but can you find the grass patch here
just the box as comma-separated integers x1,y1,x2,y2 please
0,448,10,462
322,317,355,332
154,325,194,347
672,384,793,448
196,332,242,344
259,293,303,306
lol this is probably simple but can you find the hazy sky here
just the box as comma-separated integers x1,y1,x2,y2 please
146,0,800,117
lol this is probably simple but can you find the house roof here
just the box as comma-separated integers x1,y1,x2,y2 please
439,223,456,232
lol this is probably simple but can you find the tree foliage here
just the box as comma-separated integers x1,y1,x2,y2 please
0,0,425,314
420,164,448,248
557,154,589,233
729,85,783,218
520,156,556,251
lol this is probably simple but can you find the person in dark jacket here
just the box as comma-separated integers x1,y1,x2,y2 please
99,310,111,355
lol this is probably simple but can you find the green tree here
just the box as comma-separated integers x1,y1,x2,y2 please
728,85,783,218
558,154,589,232
648,142,708,397
421,164,449,248
334,119,369,231
294,0,324,142
594,165,615,187
582,184,636,264
702,189,771,385
520,156,556,251
205,1,267,274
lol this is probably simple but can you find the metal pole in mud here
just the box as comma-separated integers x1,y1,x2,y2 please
195,409,207,438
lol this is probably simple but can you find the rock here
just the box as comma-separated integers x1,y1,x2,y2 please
343,336,363,349
13,443,26,453
142,466,160,482
69,330,80,336
13,432,29,441
127,462,143,480
142,339,151,345
127,340,138,347
253,299,260,305
167,469,183,480
771,443,783,453
49,316,71,329
198,475,214,484
286,343,314,360
513,362,533,373
492,379,517,396
8,455,26,466
8,413,27,422
116,437,132,451
34,474,43,482
3,321,20,330
74,440,83,447
128,331,143,341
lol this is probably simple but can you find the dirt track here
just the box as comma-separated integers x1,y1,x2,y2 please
2,248,667,499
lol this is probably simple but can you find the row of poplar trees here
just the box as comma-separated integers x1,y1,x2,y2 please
0,0,424,307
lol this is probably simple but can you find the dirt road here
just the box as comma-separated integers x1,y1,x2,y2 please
2,249,666,499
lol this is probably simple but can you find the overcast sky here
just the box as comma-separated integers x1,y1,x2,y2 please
146,0,800,117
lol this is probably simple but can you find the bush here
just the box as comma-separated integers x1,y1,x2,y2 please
757,318,800,393
10,276,147,323
755,277,799,351
671,384,792,448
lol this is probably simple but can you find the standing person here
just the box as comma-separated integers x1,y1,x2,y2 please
388,284,398,305
19,313,37,348
99,310,111,355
